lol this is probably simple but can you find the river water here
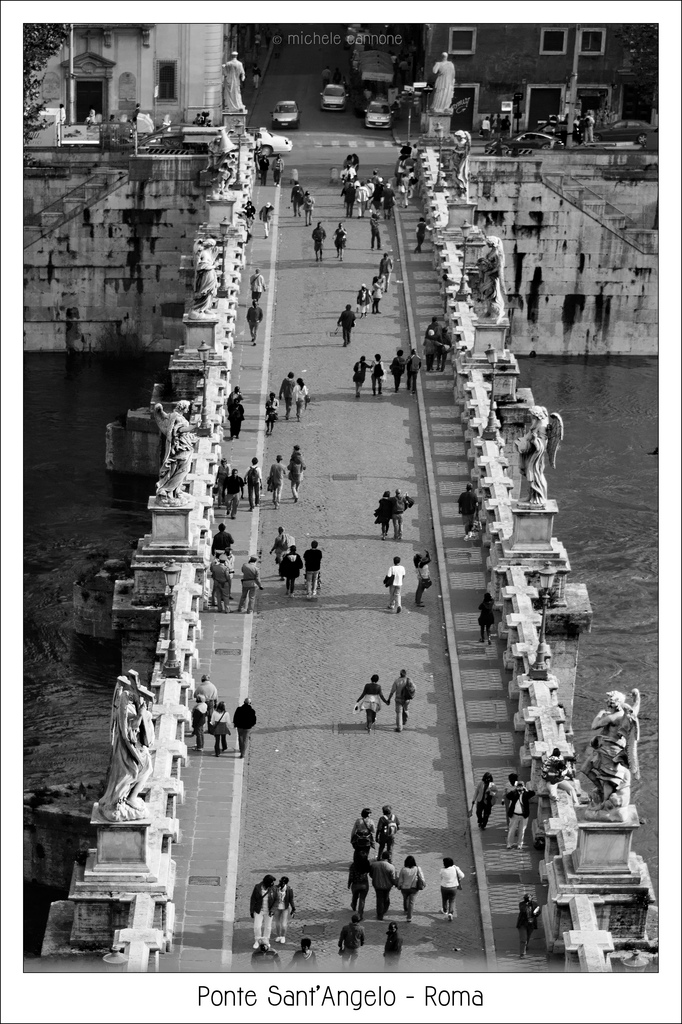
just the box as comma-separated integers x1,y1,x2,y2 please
22,353,658,890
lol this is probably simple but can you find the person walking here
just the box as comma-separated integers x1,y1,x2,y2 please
354,675,390,733
191,697,208,751
258,153,270,185
293,378,309,420
272,154,283,185
303,190,315,226
288,937,317,971
311,221,326,261
406,348,421,393
376,805,400,862
269,526,293,577
414,216,428,253
210,552,233,612
246,457,262,510
379,253,394,293
371,276,383,314
371,353,385,395
516,893,541,957
195,674,218,718
370,211,382,251
355,180,369,218
211,522,235,556
440,857,465,920
383,923,402,970
265,393,279,436
390,489,413,541
226,385,242,417
480,114,491,139
478,592,495,644
321,65,331,87
352,355,371,398
251,941,281,972
374,490,393,539
388,668,416,732
458,483,479,540
233,696,257,757
503,773,520,826
371,176,384,211
279,372,296,419
337,304,356,346
506,779,536,849
228,398,245,439
382,184,395,220
250,268,267,304
334,222,347,260
396,855,425,923
347,852,371,920
356,283,371,318
237,555,264,613
437,323,452,371
225,468,245,519
210,701,232,756
269,876,296,944
215,458,230,506
582,111,595,144
252,64,262,90
280,545,303,597
246,299,263,346
342,179,357,218
424,317,442,371
337,914,364,970
469,772,497,830
303,540,322,599
414,551,432,607
385,555,406,612
389,349,406,392
350,808,377,855
291,182,304,217
250,875,277,948
369,851,397,919
267,455,286,508
287,445,306,502
259,201,274,236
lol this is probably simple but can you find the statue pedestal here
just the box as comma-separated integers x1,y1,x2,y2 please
88,813,153,877
472,318,510,355
572,807,640,876
182,314,220,353
148,498,194,547
509,499,558,552
206,195,239,229
222,110,247,133
421,111,452,138
447,200,477,231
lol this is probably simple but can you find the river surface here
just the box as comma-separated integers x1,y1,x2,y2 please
22,353,658,891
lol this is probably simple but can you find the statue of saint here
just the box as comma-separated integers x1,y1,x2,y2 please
98,671,155,822
515,405,564,506
430,53,455,113
473,236,507,322
580,689,640,818
451,130,471,200
190,240,219,317
154,400,198,506
223,52,246,113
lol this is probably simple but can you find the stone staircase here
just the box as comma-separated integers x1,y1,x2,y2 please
543,174,658,254
24,170,128,247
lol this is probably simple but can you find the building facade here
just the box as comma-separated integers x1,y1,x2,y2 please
423,23,653,133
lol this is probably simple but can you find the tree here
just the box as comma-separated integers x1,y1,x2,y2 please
616,25,658,107
24,23,68,142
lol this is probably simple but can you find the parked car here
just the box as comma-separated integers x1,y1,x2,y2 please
592,119,656,145
249,127,293,155
487,131,565,156
320,84,347,112
271,101,300,130
364,100,393,130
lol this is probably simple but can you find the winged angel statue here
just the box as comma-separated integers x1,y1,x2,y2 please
153,400,197,506
98,670,155,822
515,405,564,506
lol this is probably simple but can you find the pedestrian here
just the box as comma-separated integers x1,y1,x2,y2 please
424,317,442,371
506,779,536,849
210,552,233,612
272,154,283,185
379,252,394,293
372,176,384,210
406,172,418,204
321,66,331,86
397,176,408,208
369,851,397,919
338,914,364,970
516,893,541,957
293,378,309,420
480,114,491,139
311,221,326,261
192,698,208,751
288,936,317,971
382,183,395,220
371,353,385,395
347,852,371,920
287,445,306,502
478,591,495,643
396,855,425,922
291,182,304,217
406,349,421,393
237,555,264,613
458,483,479,540
341,179,357,218
383,922,402,970
389,350,406,392
251,940,281,971
370,211,382,251
356,283,370,318
334,222,347,260
583,111,595,144
370,276,383,314
246,299,263,345
233,696,257,757
226,384,242,416
209,700,231,756
250,268,267,304
376,804,400,861
280,544,303,597
258,153,270,185
243,199,256,240
469,772,497,830
211,521,235,556
354,674,390,733
269,526,293,577
259,201,274,236
414,551,432,607
337,304,356,346
195,674,218,718
437,323,452,371
279,372,296,419
265,393,279,436
269,876,295,944
414,216,428,252
225,468,245,519
350,807,377,854
355,181,369,218
267,455,286,508
388,668,416,732
440,857,465,920
373,489,393,539
250,875,277,948
303,190,315,225
503,773,520,826
228,398,245,439
332,66,342,84
390,489,414,541
246,457,262,510
385,555,406,612
352,355,371,398
215,457,230,506
303,540,322,599
252,64,262,90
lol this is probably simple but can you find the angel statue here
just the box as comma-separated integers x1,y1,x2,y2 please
473,236,506,322
189,239,219,318
451,130,471,200
515,405,564,506
154,400,197,506
98,670,155,822
580,689,640,821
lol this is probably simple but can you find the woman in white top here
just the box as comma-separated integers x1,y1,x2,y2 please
396,855,425,922
440,857,465,920
413,550,432,606
293,378,309,421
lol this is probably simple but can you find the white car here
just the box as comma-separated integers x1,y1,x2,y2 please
250,127,293,155
320,85,347,112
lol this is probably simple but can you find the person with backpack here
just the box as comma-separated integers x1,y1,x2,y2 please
354,674,390,733
290,182,305,217
469,771,497,830
311,221,326,261
406,348,422,394
259,201,274,237
414,550,432,607
388,668,416,732
287,445,306,502
350,808,376,854
352,355,371,398
303,191,315,226
280,544,304,597
376,804,401,861
370,353,385,396
334,222,347,260
389,349,406,392
246,457,262,510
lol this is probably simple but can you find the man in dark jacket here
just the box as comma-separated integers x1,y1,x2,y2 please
368,852,397,919
352,356,371,398
211,522,235,555
506,780,536,849
457,483,479,539
291,182,305,217
246,299,263,345
279,372,296,419
250,874,276,948
341,180,357,218
516,893,541,957
303,540,322,598
337,304,356,347
233,697,257,757
338,914,365,970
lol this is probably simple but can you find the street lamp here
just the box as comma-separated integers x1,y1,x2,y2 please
455,222,473,301
198,341,210,431
482,345,501,440
433,122,445,192
162,560,182,677
218,217,230,297
529,562,556,680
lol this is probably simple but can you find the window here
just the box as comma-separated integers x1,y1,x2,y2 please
156,60,177,101
580,29,605,54
448,27,476,55
540,28,567,54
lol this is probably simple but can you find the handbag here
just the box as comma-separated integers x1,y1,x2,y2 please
422,577,433,589
207,720,216,735
415,868,426,891
213,713,229,736
383,574,393,588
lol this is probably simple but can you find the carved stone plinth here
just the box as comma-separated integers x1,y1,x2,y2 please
222,110,247,134
447,201,477,231
472,318,510,355
573,806,639,875
206,195,238,228
509,499,558,551
182,314,220,353
421,112,452,138
89,814,152,876
148,497,194,547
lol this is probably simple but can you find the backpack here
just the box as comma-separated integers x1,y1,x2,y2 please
373,362,384,378
246,466,259,482
403,678,416,700
379,815,398,839
352,827,372,850
304,195,314,209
